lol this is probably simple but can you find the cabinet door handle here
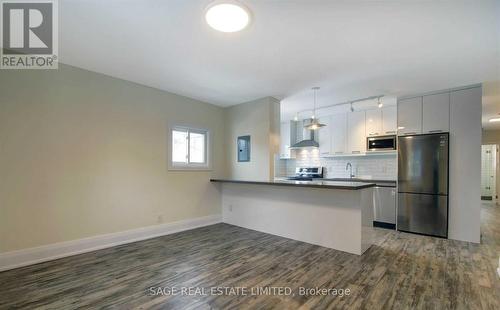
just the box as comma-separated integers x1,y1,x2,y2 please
403,132,417,135
369,133,379,136
385,131,396,134
335,151,344,154
428,130,443,133
352,151,361,154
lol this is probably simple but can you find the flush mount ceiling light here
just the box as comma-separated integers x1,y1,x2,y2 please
489,117,500,123
205,1,251,33
304,87,326,130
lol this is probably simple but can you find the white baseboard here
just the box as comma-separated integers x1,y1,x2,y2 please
0,214,222,272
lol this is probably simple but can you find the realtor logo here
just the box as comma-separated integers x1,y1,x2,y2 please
1,0,58,69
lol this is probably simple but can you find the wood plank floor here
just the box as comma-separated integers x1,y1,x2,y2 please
1,202,499,309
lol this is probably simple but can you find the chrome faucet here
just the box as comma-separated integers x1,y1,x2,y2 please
346,162,355,178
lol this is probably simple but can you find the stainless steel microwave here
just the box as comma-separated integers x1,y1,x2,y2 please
367,135,397,151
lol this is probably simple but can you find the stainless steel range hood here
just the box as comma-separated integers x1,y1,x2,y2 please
290,119,319,149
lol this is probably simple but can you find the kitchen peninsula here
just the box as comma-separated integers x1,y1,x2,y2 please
210,179,375,255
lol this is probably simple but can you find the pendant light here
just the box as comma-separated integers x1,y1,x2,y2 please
304,87,326,130
377,97,383,108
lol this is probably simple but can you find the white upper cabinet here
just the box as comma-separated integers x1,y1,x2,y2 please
381,106,397,135
347,111,366,154
398,97,422,135
318,116,332,156
331,113,347,155
280,121,291,159
422,92,450,133
365,109,382,137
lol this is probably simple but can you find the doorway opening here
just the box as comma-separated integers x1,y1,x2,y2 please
481,144,497,201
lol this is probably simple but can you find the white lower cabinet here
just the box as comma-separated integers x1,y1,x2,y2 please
373,186,396,224
347,111,366,154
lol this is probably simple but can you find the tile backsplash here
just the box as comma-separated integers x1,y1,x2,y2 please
277,149,397,180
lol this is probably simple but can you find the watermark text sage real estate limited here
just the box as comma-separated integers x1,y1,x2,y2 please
148,286,351,297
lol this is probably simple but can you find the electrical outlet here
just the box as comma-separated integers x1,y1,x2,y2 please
229,205,233,212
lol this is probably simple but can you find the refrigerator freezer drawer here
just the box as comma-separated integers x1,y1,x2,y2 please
373,187,396,224
397,193,448,238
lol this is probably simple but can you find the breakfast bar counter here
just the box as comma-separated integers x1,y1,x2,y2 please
210,178,376,190
211,179,375,255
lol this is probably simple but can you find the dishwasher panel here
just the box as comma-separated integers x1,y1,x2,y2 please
373,186,396,226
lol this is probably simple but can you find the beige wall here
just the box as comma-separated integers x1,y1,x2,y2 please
482,129,500,144
482,129,500,198
225,97,280,181
0,64,226,253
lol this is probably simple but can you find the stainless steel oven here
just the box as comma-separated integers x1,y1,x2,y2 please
367,135,397,152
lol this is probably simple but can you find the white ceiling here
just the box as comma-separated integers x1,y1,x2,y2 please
60,1,499,123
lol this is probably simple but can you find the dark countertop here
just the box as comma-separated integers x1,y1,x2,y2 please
210,179,376,190
323,178,396,187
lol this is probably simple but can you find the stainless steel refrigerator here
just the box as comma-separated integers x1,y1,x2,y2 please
397,133,449,238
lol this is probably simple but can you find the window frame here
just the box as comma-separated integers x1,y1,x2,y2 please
168,125,211,171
